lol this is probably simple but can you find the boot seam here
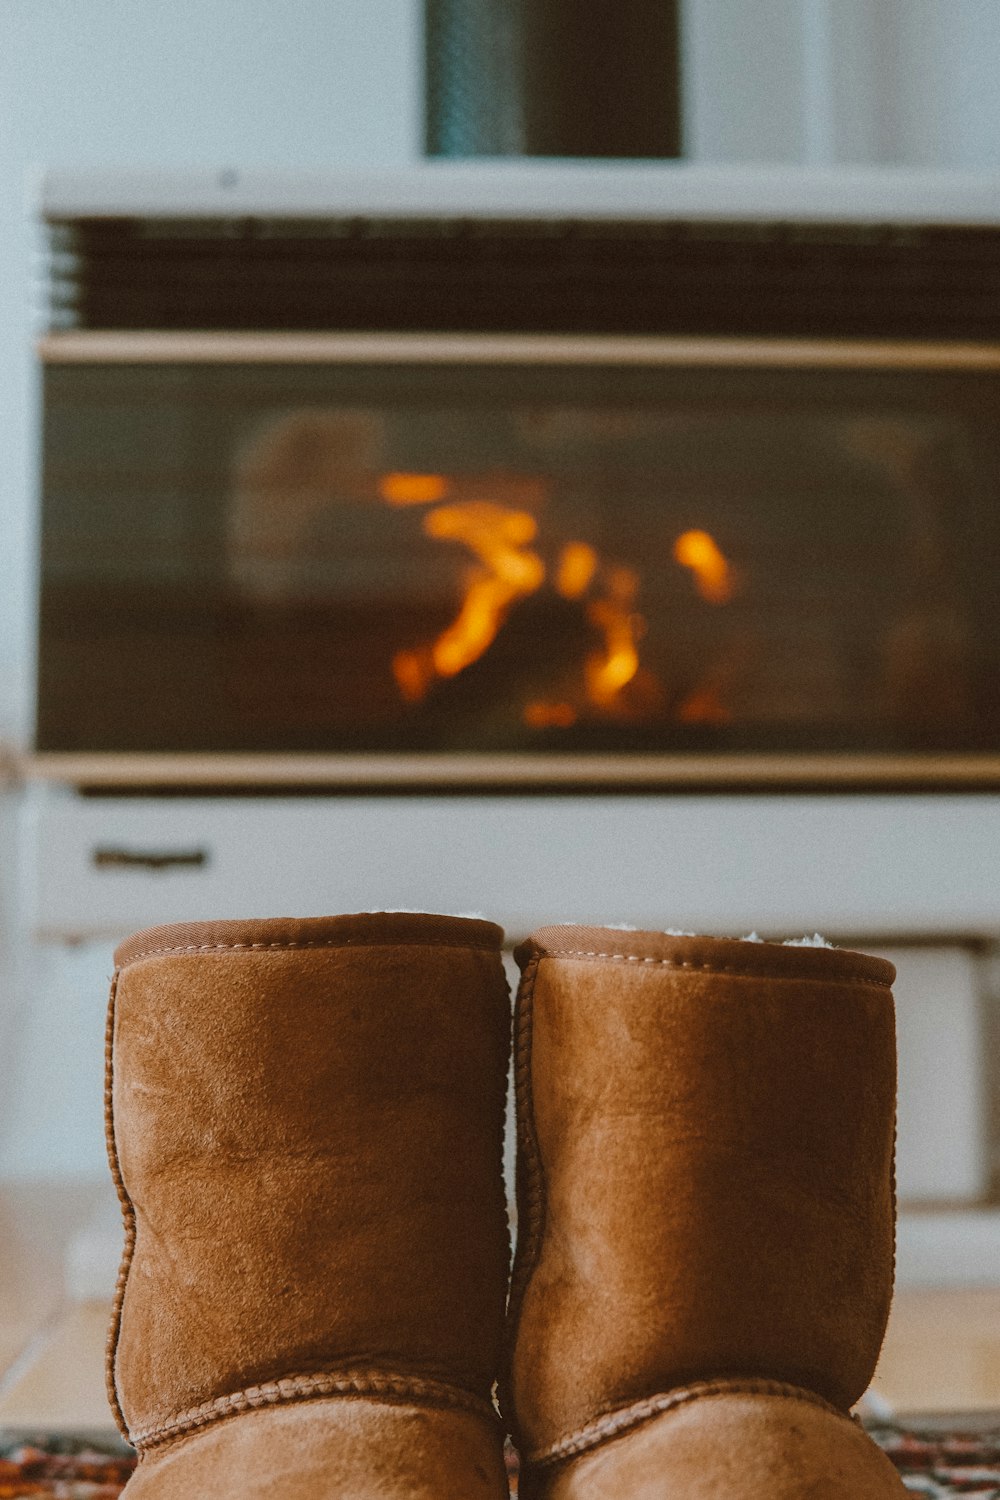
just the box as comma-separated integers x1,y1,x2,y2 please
541,948,893,988
117,937,501,967
527,1378,852,1470
501,951,545,1433
131,1369,500,1452
103,968,135,1444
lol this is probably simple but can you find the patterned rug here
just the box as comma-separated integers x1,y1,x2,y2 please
2,1420,999,1497
867,1419,1000,1498
0,1434,134,1498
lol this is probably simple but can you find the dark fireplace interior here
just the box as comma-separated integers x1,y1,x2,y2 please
37,355,1000,757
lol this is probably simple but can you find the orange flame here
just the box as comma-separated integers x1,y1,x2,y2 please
585,566,642,708
555,541,598,600
677,682,731,725
523,700,577,729
393,645,436,703
386,479,665,721
379,472,450,506
392,502,545,697
673,529,735,604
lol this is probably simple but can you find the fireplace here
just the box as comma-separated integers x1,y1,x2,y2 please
16,169,1000,1242
31,165,1000,787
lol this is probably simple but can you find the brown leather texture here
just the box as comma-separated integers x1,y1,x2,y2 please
506,924,898,1473
120,1397,511,1500
106,911,511,1495
526,1389,908,1499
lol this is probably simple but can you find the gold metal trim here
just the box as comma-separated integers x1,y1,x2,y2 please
36,331,1000,370
21,752,1000,789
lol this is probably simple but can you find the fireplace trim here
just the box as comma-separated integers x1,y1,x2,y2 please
22,751,1000,792
37,330,1000,370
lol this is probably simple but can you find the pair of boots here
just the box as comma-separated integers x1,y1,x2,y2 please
105,912,907,1498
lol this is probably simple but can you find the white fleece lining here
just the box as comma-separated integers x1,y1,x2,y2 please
563,922,833,947
373,908,492,920
379,914,834,946
743,932,833,948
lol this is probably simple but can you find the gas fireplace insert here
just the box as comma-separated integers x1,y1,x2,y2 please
32,165,1000,789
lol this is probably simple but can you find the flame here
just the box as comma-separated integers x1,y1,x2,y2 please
585,566,642,707
555,541,598,600
385,479,666,721
379,472,450,506
677,682,731,725
523,700,577,729
672,529,735,604
393,646,436,703
392,502,546,696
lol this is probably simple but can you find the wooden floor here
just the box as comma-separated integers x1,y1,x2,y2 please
0,1177,110,1423
0,1302,110,1430
1,1184,1000,1432
876,1287,1000,1415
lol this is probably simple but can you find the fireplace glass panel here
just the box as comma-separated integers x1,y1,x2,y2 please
37,358,1000,754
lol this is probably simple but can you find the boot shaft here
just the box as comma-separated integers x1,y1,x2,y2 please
106,912,511,1451
506,925,897,1464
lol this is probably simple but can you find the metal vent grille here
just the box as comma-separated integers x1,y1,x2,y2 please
44,216,1000,339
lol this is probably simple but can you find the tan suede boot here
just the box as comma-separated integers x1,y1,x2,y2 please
105,912,511,1499
505,925,908,1499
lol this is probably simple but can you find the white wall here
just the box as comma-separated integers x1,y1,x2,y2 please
870,0,1000,168
682,0,1000,167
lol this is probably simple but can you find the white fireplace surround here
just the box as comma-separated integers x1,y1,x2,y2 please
18,790,1000,946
